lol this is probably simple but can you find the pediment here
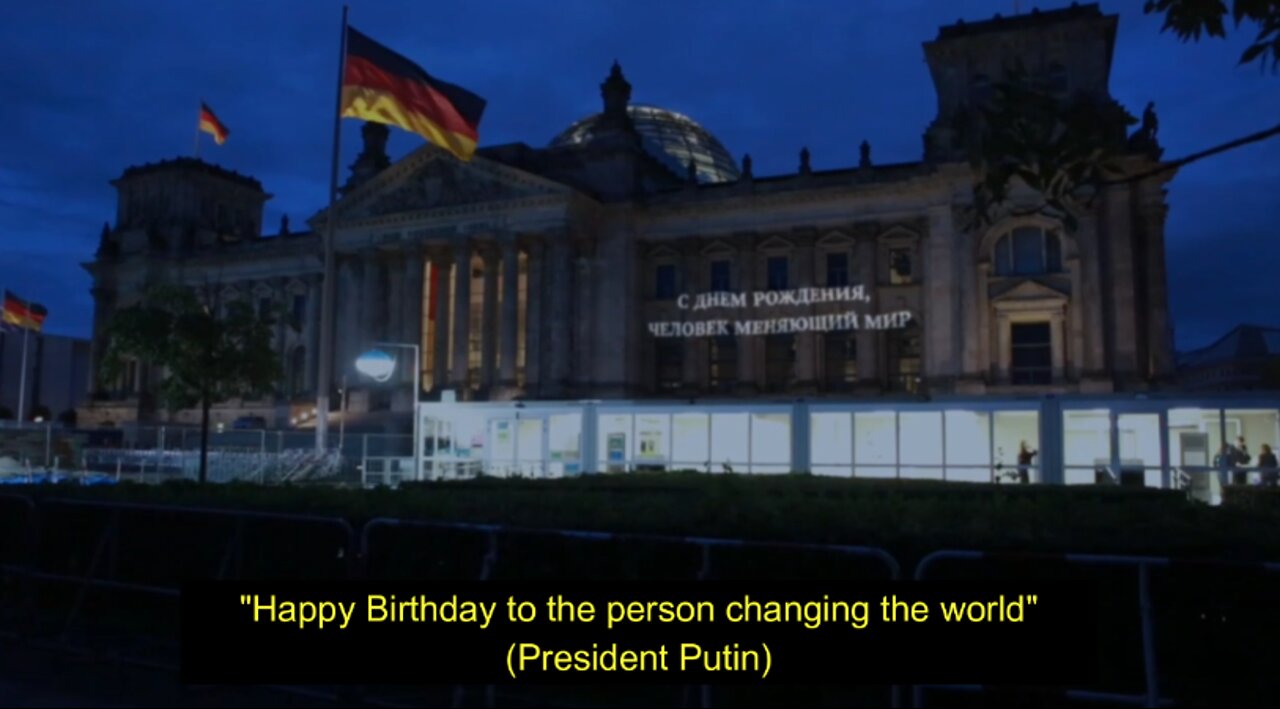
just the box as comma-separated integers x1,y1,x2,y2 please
990,279,1068,303
327,145,574,222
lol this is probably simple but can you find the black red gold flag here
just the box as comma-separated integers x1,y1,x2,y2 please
199,102,229,145
340,26,486,161
2,290,47,332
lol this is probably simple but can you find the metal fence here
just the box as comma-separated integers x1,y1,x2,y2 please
0,423,410,485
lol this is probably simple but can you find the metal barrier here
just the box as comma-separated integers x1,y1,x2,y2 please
0,497,357,676
359,517,901,709
910,549,1280,708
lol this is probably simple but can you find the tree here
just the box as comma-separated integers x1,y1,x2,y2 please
964,1,1280,228
99,284,281,484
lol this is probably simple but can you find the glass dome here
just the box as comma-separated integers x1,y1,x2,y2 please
549,104,740,184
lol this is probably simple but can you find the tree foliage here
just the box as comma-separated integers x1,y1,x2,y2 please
100,284,279,410
1145,0,1280,70
963,1,1279,230
960,63,1136,232
99,284,281,482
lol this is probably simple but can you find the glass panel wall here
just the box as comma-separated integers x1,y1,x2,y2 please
1117,413,1161,487
899,411,943,479
994,410,1040,483
1224,408,1280,486
750,413,791,474
710,412,750,473
811,412,853,477
944,410,991,482
632,413,670,471
672,413,710,472
1063,408,1109,485
854,411,896,478
547,413,581,476
1168,407,1219,490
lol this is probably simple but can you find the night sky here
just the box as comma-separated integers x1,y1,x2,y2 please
1,0,1276,351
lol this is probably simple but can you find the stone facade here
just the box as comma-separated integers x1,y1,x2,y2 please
79,4,1177,427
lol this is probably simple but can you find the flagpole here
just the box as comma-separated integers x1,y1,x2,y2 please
195,102,202,159
17,328,28,425
315,4,348,453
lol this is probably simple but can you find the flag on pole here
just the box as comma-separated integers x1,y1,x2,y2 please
199,102,230,144
340,26,486,161
2,290,47,332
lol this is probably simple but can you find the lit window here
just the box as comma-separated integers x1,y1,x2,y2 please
888,321,921,392
889,248,913,285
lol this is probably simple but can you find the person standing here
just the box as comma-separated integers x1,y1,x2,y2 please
1258,444,1278,487
1016,441,1037,484
1232,436,1251,485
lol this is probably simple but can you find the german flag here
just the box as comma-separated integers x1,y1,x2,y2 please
199,102,229,145
341,26,486,161
2,291,47,332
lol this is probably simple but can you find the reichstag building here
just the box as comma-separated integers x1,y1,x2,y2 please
81,3,1176,429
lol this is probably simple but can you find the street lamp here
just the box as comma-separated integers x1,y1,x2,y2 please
355,343,421,483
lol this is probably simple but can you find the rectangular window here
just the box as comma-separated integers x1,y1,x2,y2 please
889,248,913,285
1010,322,1052,385
292,294,307,325
654,264,677,300
824,332,858,389
767,256,789,291
888,324,921,393
655,339,683,392
709,259,732,292
826,252,849,287
258,297,272,319
764,334,794,391
708,336,737,392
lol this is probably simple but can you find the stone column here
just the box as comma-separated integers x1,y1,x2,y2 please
1050,310,1065,383
734,235,757,395
430,251,451,391
925,205,956,384
1067,258,1084,381
523,239,544,396
499,238,520,390
402,249,425,389
451,239,472,391
338,256,361,382
546,234,572,395
855,234,879,386
386,254,404,351
681,245,702,393
996,312,1011,383
305,276,321,394
480,247,499,392
793,233,817,391
272,281,288,398
359,250,382,346
573,240,594,393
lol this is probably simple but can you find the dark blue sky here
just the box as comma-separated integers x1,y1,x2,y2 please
1,0,1276,350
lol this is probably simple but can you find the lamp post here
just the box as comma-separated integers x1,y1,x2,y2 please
355,343,421,482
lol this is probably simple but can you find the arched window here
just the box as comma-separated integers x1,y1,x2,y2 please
290,346,306,397
994,227,1062,276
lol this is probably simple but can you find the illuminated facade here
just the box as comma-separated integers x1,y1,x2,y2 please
81,4,1178,429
